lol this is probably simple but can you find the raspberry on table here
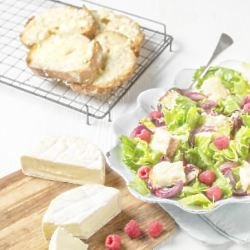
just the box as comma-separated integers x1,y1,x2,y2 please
148,221,163,238
124,219,142,239
105,234,121,250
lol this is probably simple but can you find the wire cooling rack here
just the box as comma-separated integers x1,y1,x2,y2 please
0,0,173,124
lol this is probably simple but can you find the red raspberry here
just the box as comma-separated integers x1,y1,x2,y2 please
150,111,162,119
137,129,151,143
198,170,216,186
205,186,223,201
148,221,163,238
213,136,230,150
105,234,121,250
124,220,141,239
131,125,151,143
243,103,250,113
137,166,150,179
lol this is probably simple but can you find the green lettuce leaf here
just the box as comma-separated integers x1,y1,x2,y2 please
175,95,196,109
217,95,240,115
129,176,150,195
179,193,213,209
232,166,242,190
234,126,250,160
186,130,241,170
242,114,250,127
213,170,233,198
120,136,162,172
194,66,250,95
179,179,207,198
212,141,239,163
173,140,189,162
139,117,156,130
185,133,214,169
163,106,202,134
186,107,203,129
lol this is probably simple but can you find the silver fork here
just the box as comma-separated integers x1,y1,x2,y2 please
190,33,234,88
175,33,234,89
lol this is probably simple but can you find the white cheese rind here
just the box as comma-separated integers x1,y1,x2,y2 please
49,227,88,250
149,161,186,188
21,136,105,185
43,184,121,240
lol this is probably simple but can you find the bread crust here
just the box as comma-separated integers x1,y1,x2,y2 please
69,31,137,95
27,36,103,85
20,6,96,48
69,59,136,96
92,9,144,55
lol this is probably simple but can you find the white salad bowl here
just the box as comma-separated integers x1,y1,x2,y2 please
106,60,250,214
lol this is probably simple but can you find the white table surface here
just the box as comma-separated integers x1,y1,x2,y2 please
1,0,250,249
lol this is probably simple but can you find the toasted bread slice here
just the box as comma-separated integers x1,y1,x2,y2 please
92,9,144,55
70,31,137,95
27,34,103,85
20,6,96,47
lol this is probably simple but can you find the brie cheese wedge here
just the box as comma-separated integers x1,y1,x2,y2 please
43,184,121,240
21,136,105,185
49,227,88,250
149,161,186,188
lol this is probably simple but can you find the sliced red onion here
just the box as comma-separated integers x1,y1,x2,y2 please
184,91,207,102
147,181,154,192
209,110,219,115
157,104,162,112
232,116,243,135
223,169,236,187
184,164,200,183
184,164,196,174
153,181,184,199
182,154,188,166
189,125,217,146
220,161,238,174
200,100,217,110
153,117,166,127
173,88,206,101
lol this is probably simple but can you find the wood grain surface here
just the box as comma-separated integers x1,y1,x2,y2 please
0,168,176,250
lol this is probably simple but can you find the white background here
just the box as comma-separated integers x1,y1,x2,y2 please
1,0,250,249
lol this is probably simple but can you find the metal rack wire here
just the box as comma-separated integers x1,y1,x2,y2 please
0,0,173,124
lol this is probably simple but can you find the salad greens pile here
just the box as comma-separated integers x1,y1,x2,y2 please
120,65,250,210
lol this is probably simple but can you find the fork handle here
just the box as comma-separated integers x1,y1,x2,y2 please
192,33,233,88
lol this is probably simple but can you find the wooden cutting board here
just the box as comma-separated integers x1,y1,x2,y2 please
0,168,176,250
